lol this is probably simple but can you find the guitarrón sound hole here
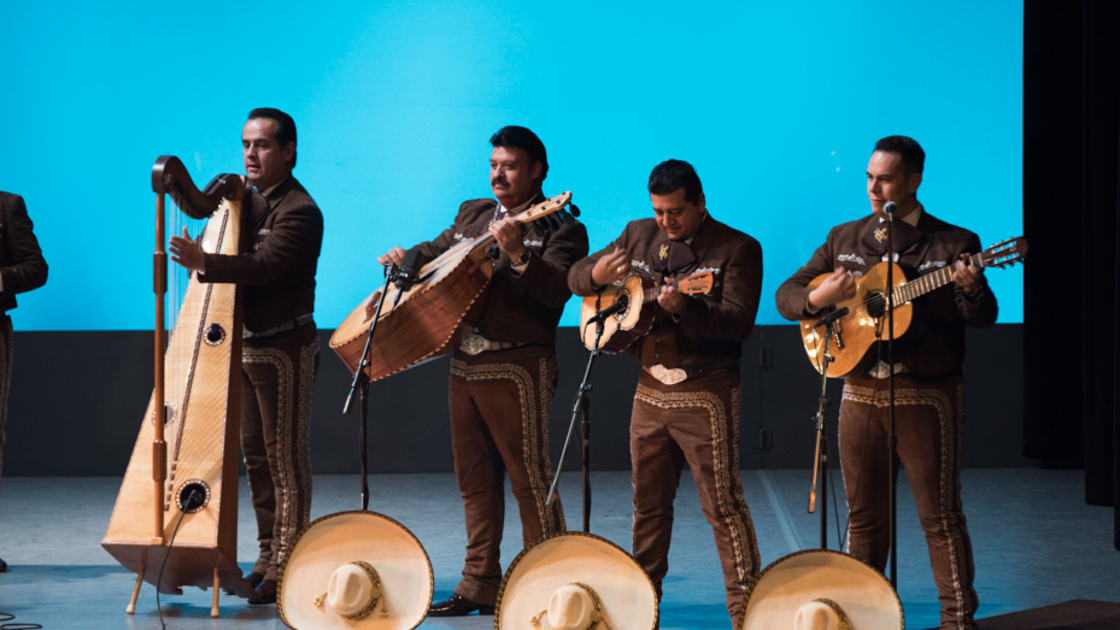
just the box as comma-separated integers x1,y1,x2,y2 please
866,293,887,318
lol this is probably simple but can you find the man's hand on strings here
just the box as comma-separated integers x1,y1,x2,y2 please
658,278,687,315
591,246,631,287
489,217,525,262
808,267,856,312
953,253,985,296
169,227,205,272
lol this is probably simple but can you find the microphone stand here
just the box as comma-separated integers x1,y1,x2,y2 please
342,264,405,511
808,319,835,549
885,207,898,588
547,318,605,533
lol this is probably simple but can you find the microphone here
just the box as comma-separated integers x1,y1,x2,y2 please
586,299,628,324
814,306,850,329
393,249,422,291
883,201,897,218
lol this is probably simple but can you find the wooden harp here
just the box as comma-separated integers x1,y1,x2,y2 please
102,156,254,617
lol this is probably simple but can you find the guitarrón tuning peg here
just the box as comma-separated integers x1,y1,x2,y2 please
548,215,560,231
568,203,581,217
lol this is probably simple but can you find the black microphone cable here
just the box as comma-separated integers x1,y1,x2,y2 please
155,488,204,630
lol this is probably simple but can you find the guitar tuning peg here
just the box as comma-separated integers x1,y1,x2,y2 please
557,210,567,223
569,203,581,218
548,215,560,231
533,223,544,237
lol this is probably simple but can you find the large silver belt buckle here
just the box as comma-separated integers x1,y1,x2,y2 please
649,364,688,385
461,333,491,356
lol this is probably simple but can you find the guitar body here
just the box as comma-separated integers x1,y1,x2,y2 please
102,181,255,598
579,275,656,353
331,238,494,381
800,262,913,377
331,192,573,381
579,270,714,353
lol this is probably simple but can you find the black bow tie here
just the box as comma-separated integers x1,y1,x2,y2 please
648,239,696,275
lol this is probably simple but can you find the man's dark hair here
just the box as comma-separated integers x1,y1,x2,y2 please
248,107,298,168
490,126,548,182
648,159,703,203
874,135,925,175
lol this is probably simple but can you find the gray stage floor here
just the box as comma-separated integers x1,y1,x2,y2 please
0,469,1116,629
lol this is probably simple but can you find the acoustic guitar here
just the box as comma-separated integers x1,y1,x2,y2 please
798,236,1028,376
331,192,574,381
579,271,714,353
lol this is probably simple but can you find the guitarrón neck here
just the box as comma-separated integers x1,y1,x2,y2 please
892,251,983,303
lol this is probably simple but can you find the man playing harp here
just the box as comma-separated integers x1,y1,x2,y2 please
169,108,324,605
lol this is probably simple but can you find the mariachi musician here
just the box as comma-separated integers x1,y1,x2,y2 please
568,159,763,630
775,136,996,630
170,108,324,605
376,126,587,617
0,190,48,573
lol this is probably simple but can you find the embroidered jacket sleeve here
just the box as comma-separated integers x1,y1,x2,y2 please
567,223,632,297
677,233,762,342
407,200,479,263
952,232,998,328
775,226,839,320
502,218,588,309
0,194,49,296
201,198,323,285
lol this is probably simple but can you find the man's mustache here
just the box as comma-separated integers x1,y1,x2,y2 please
491,178,509,187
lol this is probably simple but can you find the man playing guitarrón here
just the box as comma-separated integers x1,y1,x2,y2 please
376,126,587,616
568,159,763,630
775,136,996,630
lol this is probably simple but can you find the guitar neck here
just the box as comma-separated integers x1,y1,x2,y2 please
892,251,983,303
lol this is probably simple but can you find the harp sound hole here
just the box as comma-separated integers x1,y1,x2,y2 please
205,323,226,346
176,480,210,513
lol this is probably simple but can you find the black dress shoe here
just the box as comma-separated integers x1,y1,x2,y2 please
223,570,264,595
247,579,277,605
428,593,495,616
0,557,7,573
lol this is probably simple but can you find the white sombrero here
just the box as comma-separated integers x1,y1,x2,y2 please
277,510,433,630
496,532,658,630
740,549,904,630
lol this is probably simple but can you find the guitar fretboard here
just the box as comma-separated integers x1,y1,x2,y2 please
891,251,983,304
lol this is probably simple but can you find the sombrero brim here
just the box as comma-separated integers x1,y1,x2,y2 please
496,532,658,630
278,510,433,630
740,549,903,630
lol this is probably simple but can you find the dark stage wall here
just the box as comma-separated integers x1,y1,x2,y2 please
4,324,1027,477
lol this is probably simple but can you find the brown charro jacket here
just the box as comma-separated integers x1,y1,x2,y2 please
774,210,998,377
406,193,588,345
568,214,763,378
0,191,48,313
200,177,323,333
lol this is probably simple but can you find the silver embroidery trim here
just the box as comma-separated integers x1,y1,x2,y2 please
634,384,759,592
841,383,975,626
450,357,565,535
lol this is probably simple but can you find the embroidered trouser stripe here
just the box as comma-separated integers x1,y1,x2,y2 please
840,376,977,630
448,347,565,606
241,326,319,582
631,371,759,626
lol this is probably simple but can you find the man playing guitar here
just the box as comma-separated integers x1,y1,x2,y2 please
568,159,763,630
775,136,997,630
